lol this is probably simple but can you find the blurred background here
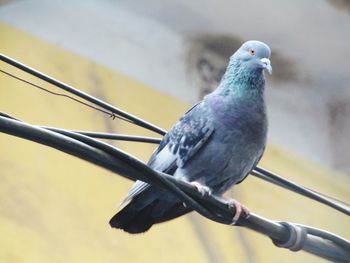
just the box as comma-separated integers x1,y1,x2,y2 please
0,0,349,262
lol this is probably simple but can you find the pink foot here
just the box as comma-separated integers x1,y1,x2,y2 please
190,181,212,196
225,198,250,224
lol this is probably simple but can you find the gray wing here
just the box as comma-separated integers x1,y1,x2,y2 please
120,102,214,206
148,102,214,170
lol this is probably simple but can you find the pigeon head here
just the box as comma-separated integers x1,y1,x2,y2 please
232,40,272,75
217,40,272,94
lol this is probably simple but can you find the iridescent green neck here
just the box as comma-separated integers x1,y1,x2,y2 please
216,59,265,98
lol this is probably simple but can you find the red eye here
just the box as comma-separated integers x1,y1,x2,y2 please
250,49,256,56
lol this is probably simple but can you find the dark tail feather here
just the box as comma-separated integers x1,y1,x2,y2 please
109,199,191,234
109,201,157,233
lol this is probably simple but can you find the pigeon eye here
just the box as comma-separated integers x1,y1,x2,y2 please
249,49,256,56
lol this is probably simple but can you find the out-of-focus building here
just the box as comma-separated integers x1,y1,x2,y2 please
0,1,349,262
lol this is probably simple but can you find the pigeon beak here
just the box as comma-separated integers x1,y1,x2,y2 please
260,58,272,74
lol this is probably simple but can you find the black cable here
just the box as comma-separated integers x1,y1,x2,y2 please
0,117,316,238
69,130,162,144
0,54,166,135
252,167,350,216
70,127,350,216
1,111,349,217
296,223,350,251
1,115,349,262
0,69,129,122
45,126,226,224
0,112,162,144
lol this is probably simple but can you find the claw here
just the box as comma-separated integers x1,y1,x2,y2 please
225,198,250,224
190,181,212,196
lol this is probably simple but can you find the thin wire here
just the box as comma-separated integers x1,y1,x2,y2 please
69,130,162,144
252,168,350,216
0,68,134,123
0,53,166,135
0,112,162,144
0,112,21,121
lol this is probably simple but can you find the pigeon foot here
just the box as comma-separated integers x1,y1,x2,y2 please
190,181,212,196
225,198,250,224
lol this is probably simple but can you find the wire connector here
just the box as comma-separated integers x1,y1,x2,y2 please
272,222,307,251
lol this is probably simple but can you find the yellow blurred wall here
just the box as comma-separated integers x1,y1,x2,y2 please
0,23,349,263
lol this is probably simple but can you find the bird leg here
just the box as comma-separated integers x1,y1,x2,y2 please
183,181,212,208
189,181,212,196
225,198,250,224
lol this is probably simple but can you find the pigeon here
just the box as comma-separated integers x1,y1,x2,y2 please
109,40,272,233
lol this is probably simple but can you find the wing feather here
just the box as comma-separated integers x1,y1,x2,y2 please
120,102,214,203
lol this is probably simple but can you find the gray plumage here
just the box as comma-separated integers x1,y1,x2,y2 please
110,40,272,233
